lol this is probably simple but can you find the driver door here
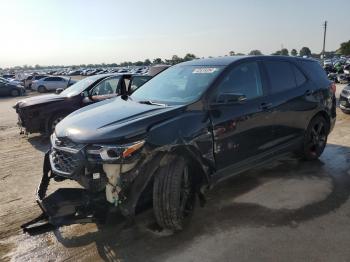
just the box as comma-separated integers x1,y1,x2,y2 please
209,61,274,179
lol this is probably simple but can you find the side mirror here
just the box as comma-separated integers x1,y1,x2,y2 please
56,88,64,94
215,92,247,104
81,90,89,97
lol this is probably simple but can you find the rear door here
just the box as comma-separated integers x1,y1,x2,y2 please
54,77,67,89
262,59,317,147
209,60,275,178
43,77,57,90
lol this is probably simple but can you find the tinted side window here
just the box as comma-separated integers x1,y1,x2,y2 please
298,61,330,87
265,61,296,93
292,65,307,86
130,76,152,93
216,62,263,100
91,77,120,96
44,77,53,81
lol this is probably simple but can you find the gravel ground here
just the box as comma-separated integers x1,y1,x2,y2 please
1,85,350,262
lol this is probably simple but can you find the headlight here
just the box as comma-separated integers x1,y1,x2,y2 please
86,140,145,162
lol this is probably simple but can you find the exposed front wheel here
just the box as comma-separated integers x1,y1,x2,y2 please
49,113,66,133
301,115,328,160
153,155,195,231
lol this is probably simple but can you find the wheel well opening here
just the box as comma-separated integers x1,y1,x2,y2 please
134,149,208,214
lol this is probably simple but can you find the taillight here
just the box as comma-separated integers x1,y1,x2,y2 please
330,82,336,94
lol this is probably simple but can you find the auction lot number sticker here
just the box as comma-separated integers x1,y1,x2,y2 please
193,68,219,74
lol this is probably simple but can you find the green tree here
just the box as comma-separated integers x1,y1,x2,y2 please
229,51,235,56
171,55,183,64
183,53,196,61
338,40,350,55
272,50,282,55
249,50,263,56
153,58,163,64
281,48,289,56
291,49,298,56
299,47,312,57
144,59,151,66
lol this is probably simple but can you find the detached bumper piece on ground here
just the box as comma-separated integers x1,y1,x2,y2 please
21,152,110,235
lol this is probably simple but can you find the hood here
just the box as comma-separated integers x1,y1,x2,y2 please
15,94,65,108
55,97,185,144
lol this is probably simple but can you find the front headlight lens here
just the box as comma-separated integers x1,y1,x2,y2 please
86,140,145,162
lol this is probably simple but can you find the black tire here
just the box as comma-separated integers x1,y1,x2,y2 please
48,113,67,133
10,89,19,97
153,155,196,231
301,115,328,160
38,85,46,93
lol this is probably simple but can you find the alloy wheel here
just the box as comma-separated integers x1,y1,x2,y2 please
306,121,327,157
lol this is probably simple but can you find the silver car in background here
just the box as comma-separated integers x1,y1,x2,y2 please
31,76,77,92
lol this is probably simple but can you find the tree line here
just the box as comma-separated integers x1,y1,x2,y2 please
2,40,350,71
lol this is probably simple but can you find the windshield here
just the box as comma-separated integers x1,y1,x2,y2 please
131,65,224,104
59,75,105,97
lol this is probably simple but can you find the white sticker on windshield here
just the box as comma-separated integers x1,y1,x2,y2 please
192,68,218,74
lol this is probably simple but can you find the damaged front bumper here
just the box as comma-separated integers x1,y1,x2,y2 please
21,151,111,233
22,148,162,234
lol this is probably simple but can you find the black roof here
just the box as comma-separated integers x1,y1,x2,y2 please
180,55,316,67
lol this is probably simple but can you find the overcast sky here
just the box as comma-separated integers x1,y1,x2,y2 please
0,0,349,67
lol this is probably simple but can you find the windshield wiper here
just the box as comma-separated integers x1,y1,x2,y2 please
138,100,167,107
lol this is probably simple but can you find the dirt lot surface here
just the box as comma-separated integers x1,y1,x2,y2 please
1,86,350,261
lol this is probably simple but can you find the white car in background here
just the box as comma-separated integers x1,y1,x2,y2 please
31,76,77,93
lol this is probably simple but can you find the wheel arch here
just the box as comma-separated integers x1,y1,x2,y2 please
124,145,211,217
45,109,73,133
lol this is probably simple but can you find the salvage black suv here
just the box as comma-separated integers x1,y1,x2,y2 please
33,56,336,232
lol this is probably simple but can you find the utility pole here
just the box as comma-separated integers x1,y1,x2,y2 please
322,21,327,59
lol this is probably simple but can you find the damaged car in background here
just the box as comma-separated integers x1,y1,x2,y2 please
22,56,336,233
14,73,153,134
0,77,25,97
339,83,350,114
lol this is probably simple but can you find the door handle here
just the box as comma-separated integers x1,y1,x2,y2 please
260,102,273,110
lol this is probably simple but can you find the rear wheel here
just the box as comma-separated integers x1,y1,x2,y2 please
153,155,196,231
38,85,46,93
341,109,350,114
10,89,19,97
301,115,328,160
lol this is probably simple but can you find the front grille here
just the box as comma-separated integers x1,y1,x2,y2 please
50,149,81,176
50,134,85,176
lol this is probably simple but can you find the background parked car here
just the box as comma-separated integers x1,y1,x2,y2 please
339,84,350,113
23,75,48,89
0,78,25,97
31,76,77,92
14,73,152,134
